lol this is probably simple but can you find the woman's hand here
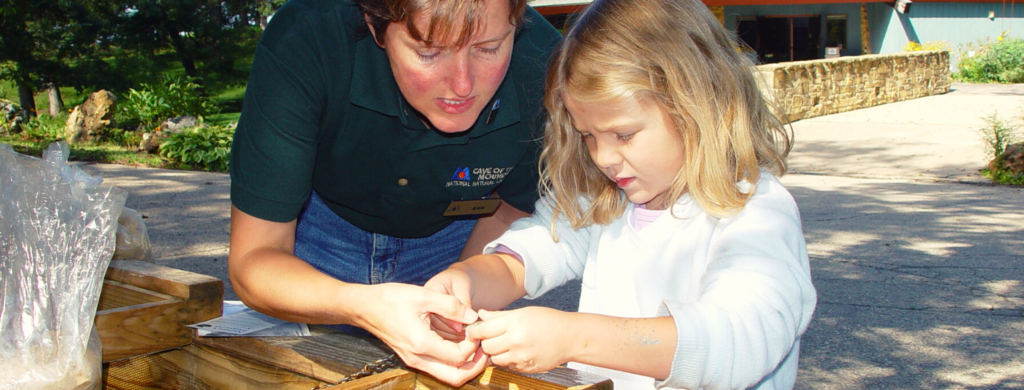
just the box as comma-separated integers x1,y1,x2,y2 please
354,282,488,386
424,267,476,340
467,307,577,374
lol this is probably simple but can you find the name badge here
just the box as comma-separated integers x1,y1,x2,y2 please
443,199,502,217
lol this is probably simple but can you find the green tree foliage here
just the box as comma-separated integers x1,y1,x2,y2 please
0,1,122,115
256,0,287,29
113,0,263,82
119,75,219,130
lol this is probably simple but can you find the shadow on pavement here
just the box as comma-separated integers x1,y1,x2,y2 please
785,175,1024,389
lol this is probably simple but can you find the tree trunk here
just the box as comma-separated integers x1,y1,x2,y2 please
209,0,223,24
181,55,198,79
169,33,199,79
47,83,64,117
17,82,36,118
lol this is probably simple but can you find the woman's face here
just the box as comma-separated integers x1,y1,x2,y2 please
370,0,515,133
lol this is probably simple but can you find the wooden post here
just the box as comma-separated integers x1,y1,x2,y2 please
708,6,726,25
861,3,871,55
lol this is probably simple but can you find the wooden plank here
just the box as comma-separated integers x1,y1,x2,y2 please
105,260,223,301
475,366,613,390
414,366,614,390
193,326,613,389
103,344,327,390
331,369,418,390
192,326,393,383
96,300,190,362
97,261,224,362
98,280,173,311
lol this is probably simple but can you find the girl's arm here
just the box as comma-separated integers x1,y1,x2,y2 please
428,196,593,311
457,199,532,262
469,308,677,380
427,253,528,312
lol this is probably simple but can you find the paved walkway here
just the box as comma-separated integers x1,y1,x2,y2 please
76,83,1024,389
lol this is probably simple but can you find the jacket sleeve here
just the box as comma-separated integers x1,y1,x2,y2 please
657,180,817,390
483,197,594,299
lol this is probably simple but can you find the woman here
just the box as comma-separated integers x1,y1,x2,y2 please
227,0,560,384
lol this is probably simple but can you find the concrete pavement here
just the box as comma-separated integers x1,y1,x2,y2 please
75,82,1024,389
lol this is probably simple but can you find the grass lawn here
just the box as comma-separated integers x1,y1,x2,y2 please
3,137,164,167
1,47,253,171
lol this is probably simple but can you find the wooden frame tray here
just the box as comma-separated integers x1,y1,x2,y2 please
96,260,223,362
97,261,612,389
104,326,613,389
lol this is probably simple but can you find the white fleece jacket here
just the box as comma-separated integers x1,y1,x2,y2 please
484,172,817,390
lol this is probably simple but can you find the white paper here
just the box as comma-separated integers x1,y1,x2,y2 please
187,300,310,337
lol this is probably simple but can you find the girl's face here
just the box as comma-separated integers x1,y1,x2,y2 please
369,0,515,133
564,95,685,210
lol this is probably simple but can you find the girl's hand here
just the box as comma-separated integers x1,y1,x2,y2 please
424,267,476,340
467,307,576,374
356,283,487,386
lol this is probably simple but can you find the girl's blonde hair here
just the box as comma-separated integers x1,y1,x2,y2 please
540,0,792,229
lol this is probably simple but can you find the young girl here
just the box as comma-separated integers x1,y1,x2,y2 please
426,0,817,388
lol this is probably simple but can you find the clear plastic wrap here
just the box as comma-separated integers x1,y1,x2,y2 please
0,142,127,390
113,207,154,262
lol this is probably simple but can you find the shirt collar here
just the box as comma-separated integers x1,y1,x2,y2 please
349,35,520,136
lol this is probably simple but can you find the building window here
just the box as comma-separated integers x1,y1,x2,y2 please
826,15,848,49
737,16,758,50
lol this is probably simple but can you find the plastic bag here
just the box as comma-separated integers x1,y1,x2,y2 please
0,142,126,390
113,207,154,262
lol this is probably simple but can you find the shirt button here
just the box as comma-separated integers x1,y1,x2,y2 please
398,178,409,186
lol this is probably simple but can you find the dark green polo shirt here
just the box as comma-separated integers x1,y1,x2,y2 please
230,0,561,238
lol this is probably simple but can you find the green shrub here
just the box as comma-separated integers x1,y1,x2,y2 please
954,33,1024,84
979,113,1020,160
978,112,1024,186
99,127,144,150
119,76,219,131
981,167,1024,186
18,113,68,143
159,124,233,172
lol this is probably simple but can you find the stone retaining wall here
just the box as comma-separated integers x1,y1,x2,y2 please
757,51,951,122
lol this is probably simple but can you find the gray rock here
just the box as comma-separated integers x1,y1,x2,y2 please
161,115,199,134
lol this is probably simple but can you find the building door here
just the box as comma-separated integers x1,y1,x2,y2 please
745,15,822,64
757,16,791,63
792,16,822,61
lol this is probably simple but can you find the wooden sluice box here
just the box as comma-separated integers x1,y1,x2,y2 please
97,260,613,389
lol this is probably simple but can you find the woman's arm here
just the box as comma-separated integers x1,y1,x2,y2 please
228,205,350,323
469,308,677,379
228,205,487,385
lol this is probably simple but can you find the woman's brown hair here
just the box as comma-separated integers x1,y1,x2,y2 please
357,0,528,47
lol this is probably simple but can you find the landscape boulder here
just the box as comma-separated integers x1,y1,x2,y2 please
161,115,198,134
993,143,1024,175
65,90,117,143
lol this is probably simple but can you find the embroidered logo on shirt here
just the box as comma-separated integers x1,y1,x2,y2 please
446,166,514,188
451,167,471,181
